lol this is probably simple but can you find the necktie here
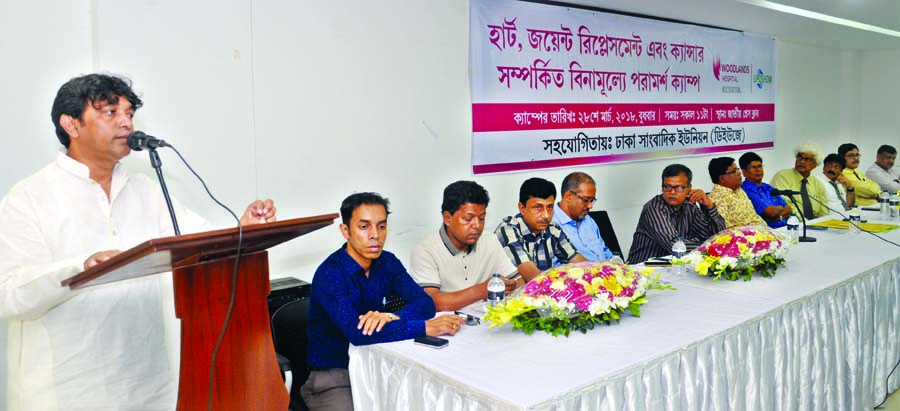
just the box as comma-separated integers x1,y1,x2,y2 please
800,178,815,219
829,180,849,210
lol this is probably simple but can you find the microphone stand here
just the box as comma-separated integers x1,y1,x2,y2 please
785,193,815,242
148,147,181,235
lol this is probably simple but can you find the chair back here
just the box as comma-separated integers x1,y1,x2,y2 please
588,210,623,258
271,298,311,410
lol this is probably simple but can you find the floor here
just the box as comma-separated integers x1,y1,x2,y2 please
879,388,900,410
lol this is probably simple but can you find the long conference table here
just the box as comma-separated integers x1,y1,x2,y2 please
349,211,900,410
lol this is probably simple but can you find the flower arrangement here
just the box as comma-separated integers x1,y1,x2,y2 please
484,261,673,336
674,225,787,281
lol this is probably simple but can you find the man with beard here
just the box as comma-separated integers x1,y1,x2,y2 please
410,181,519,311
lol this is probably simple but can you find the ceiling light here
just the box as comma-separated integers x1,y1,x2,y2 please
736,0,900,38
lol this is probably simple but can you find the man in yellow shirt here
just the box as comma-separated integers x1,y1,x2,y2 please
838,143,881,206
707,157,766,227
770,142,830,219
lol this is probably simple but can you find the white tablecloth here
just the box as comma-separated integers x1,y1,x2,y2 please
349,215,900,410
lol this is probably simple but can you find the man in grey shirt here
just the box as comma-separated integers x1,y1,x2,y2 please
866,145,900,193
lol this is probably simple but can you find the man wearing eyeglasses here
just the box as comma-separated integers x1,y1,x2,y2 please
551,172,621,262
770,142,829,219
838,143,880,206
496,177,586,282
707,157,766,227
627,164,726,264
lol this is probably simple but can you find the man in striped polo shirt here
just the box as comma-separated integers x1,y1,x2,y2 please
495,177,587,282
627,164,727,264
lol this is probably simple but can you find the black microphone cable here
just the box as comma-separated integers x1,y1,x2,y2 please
161,144,244,411
804,193,900,249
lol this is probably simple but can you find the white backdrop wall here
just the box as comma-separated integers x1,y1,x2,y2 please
0,0,870,406
860,49,900,158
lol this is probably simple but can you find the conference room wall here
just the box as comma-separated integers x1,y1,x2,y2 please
0,0,858,405
0,0,95,406
859,49,900,161
244,2,853,279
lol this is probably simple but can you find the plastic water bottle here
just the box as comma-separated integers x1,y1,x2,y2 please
880,191,891,218
671,236,687,277
487,273,505,305
891,192,900,220
848,206,861,234
786,214,800,242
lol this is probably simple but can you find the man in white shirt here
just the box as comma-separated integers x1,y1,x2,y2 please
866,145,900,193
0,74,276,411
409,181,519,311
816,153,855,213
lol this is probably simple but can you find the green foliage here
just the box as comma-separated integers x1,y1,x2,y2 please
647,271,677,291
711,256,785,281
505,292,658,337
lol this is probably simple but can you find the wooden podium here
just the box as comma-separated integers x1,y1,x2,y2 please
61,213,339,411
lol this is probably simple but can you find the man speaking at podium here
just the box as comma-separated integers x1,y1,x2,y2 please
0,74,276,410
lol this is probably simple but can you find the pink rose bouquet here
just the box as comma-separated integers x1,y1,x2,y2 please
674,225,788,281
484,261,672,336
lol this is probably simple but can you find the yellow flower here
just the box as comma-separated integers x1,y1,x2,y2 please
584,277,604,295
715,234,732,245
696,256,717,275
550,278,567,290
602,275,623,295
484,297,533,327
613,267,628,285
568,267,585,278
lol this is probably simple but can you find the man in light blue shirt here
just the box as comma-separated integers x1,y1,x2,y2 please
551,172,618,262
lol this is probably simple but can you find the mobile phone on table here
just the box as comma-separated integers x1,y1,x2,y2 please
841,218,868,223
414,335,449,349
644,256,672,266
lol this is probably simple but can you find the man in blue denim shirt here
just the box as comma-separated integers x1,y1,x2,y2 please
302,192,463,411
552,172,619,262
739,152,793,228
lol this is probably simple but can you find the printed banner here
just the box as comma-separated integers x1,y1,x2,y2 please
470,0,776,174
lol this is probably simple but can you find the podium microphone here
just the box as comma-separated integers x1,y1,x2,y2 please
772,187,815,242
127,131,246,410
127,131,169,151
770,188,802,196
128,130,180,235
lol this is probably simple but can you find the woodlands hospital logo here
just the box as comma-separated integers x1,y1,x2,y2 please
712,54,750,83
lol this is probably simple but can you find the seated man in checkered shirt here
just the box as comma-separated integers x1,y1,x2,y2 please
495,177,586,282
